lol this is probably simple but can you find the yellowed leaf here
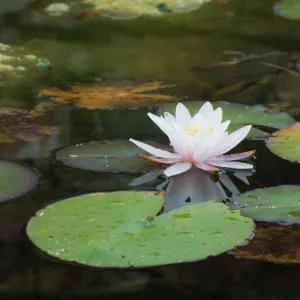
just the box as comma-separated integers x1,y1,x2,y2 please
0,108,59,143
234,223,300,264
40,80,177,109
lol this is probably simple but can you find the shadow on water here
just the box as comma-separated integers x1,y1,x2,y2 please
1,0,300,299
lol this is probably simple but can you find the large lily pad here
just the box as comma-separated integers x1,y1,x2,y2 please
26,191,254,268
232,185,300,224
0,160,38,202
41,80,177,109
234,222,300,264
267,122,300,163
274,0,300,20
55,140,168,173
158,101,295,138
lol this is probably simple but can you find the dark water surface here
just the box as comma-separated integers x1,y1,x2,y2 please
1,0,300,299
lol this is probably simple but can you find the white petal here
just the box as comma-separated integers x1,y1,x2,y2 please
217,120,230,133
164,162,192,177
207,107,222,127
164,112,176,125
206,160,253,169
192,143,212,162
211,125,252,156
129,139,181,159
175,103,191,128
147,113,173,136
194,162,218,171
190,111,205,128
198,101,214,117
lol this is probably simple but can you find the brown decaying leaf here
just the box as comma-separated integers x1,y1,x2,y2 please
40,80,177,109
0,108,59,143
234,222,300,264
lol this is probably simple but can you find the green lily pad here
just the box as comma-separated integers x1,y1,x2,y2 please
27,191,254,268
0,160,38,202
55,140,168,174
232,185,300,224
274,0,300,20
267,122,300,163
158,101,295,138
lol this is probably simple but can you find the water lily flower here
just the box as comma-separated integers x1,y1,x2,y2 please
129,102,255,177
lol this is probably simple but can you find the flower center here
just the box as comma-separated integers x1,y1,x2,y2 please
186,124,212,136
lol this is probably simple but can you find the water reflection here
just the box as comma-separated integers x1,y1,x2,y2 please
130,167,253,211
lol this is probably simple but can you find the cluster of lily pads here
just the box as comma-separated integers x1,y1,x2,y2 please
22,100,300,268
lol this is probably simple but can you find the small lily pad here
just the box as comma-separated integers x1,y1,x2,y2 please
55,140,168,173
234,222,300,264
232,185,300,224
0,160,38,202
158,101,295,138
27,191,254,268
267,122,300,163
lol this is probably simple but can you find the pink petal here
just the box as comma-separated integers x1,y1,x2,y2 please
164,162,192,177
211,125,252,157
194,162,219,172
209,150,255,162
142,155,182,164
175,103,191,128
129,139,181,159
206,160,253,169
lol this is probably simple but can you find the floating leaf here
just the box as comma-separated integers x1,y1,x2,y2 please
232,185,300,224
0,160,38,202
274,0,300,20
234,222,300,264
267,122,300,163
27,191,254,267
158,101,295,137
55,140,169,173
0,108,59,143
41,80,177,109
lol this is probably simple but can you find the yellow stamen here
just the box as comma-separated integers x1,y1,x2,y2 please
186,124,212,136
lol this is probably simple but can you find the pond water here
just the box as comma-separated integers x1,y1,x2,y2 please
1,0,300,299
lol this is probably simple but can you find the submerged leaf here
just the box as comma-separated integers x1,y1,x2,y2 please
232,185,300,224
41,80,177,109
234,222,300,264
27,191,254,268
274,0,300,20
0,108,59,143
55,140,169,173
0,160,38,202
267,122,300,163
158,101,295,137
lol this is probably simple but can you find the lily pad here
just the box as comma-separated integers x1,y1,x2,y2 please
26,191,254,268
234,222,300,264
267,122,300,163
158,101,295,138
232,185,300,224
274,0,300,20
0,160,38,202
55,140,168,173
41,80,177,109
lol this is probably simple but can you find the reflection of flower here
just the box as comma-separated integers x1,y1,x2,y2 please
130,167,253,211
130,102,255,177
